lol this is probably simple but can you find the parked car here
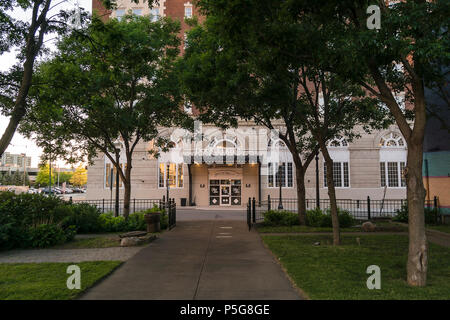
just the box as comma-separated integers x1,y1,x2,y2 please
41,187,62,194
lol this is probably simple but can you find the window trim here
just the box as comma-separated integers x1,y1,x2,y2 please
380,161,406,188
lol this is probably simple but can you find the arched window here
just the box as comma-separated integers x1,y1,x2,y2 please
324,136,350,188
328,136,348,147
379,132,407,188
267,138,293,188
379,132,405,147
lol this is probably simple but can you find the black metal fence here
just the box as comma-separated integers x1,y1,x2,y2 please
70,198,162,215
247,195,411,229
70,196,177,229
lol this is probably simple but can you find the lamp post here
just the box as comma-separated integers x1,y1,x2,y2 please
48,155,52,195
278,163,283,210
315,151,320,209
166,163,170,204
113,142,121,217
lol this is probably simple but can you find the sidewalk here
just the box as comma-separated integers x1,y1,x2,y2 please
81,220,302,300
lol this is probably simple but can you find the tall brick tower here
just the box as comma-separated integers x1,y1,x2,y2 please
92,0,203,54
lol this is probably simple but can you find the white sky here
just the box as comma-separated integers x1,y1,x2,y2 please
0,0,92,168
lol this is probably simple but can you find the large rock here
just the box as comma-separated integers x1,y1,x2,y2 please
120,237,142,247
362,221,376,232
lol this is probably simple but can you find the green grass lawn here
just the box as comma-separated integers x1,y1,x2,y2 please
427,224,450,234
0,261,122,300
256,221,408,233
262,234,450,299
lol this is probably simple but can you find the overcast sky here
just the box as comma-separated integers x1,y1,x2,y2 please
0,0,92,167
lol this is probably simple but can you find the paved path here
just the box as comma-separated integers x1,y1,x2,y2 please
81,220,302,300
0,247,143,263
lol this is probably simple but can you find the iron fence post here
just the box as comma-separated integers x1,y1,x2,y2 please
367,196,371,220
268,194,271,211
102,199,105,213
247,201,251,231
252,197,256,223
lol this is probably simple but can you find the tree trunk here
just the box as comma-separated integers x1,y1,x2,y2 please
406,143,427,286
405,81,428,287
123,165,132,220
295,167,307,225
320,143,341,245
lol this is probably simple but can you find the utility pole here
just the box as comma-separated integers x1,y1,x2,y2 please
21,153,26,186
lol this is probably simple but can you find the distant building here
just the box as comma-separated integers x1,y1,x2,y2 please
0,152,32,168
424,67,450,217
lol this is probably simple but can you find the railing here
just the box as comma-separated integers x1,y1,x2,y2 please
69,198,163,215
247,195,409,228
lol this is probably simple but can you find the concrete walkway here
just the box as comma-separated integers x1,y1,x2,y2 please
81,220,302,300
0,247,142,263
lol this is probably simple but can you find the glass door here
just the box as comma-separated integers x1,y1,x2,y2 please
220,179,231,206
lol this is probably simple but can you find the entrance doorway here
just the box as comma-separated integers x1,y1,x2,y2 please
210,179,241,206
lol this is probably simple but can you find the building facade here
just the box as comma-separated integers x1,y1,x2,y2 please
87,0,407,207
0,152,32,168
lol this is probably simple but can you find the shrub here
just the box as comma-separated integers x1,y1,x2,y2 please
394,202,440,225
0,192,70,249
126,211,146,231
26,224,67,248
98,212,127,232
263,210,299,226
61,203,102,233
305,208,324,227
393,203,408,223
305,208,356,228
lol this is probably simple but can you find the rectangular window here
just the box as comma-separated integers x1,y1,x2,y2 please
287,163,293,187
380,162,386,187
324,161,349,188
268,163,273,187
185,6,192,18
132,9,142,16
150,8,159,22
343,162,349,187
116,9,125,21
159,163,165,188
387,162,399,187
380,161,405,188
268,162,292,188
105,163,123,188
400,162,406,187
158,163,184,188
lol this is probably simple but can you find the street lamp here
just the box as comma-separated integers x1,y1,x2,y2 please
278,163,283,210
315,151,320,209
113,142,121,217
166,163,170,205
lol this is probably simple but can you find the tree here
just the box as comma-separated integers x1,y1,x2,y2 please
0,0,88,156
182,2,389,241
12,170,22,185
181,18,318,224
23,14,191,218
287,0,449,286
35,164,54,187
70,165,87,186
